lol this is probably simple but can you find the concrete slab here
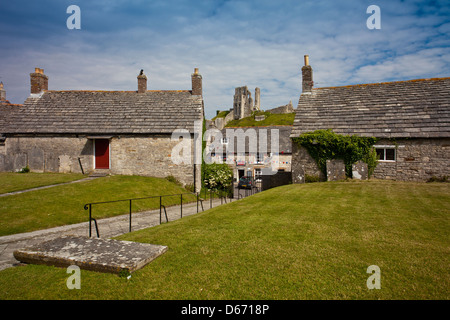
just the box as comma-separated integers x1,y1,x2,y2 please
13,236,167,274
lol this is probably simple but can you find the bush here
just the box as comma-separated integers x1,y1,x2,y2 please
293,129,378,178
203,163,233,191
19,166,30,173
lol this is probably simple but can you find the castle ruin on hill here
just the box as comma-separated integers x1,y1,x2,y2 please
206,86,293,130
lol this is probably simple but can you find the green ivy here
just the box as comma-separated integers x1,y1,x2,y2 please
292,129,378,178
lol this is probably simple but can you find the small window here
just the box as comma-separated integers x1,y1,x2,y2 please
221,138,229,144
376,147,396,161
256,153,264,164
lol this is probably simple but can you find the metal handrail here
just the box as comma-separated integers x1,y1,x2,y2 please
84,192,200,238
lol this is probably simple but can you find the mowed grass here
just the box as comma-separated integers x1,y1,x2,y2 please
0,172,85,194
225,112,295,127
0,174,196,236
0,180,448,300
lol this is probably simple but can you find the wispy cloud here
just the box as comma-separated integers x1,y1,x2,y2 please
0,0,448,118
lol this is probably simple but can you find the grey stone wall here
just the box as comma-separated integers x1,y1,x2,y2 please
373,138,450,181
0,136,93,173
110,135,198,188
0,134,201,190
291,143,325,183
291,138,450,183
266,101,294,115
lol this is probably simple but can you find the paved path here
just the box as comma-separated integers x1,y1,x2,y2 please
0,197,231,271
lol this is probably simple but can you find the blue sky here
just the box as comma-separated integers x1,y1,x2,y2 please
0,0,449,119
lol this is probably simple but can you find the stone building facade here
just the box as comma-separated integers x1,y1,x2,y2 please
205,126,293,182
290,55,450,182
0,68,204,191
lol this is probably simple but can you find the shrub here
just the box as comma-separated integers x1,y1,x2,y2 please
203,163,233,191
292,129,378,178
19,166,30,173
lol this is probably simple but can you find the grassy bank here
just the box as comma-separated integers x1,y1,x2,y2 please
0,172,85,194
0,180,448,299
225,111,295,127
0,174,196,236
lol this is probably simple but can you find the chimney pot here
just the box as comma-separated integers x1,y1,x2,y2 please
30,67,48,94
0,82,5,101
191,68,202,96
301,55,313,93
137,70,147,93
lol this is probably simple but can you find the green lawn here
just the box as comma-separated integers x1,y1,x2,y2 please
0,174,196,236
0,172,85,194
0,180,448,300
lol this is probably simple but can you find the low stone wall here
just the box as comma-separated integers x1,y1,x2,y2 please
373,138,450,182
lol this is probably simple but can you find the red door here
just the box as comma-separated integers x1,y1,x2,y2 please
95,139,110,169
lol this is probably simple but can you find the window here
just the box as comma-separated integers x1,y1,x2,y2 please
221,137,229,144
255,168,262,177
256,153,264,164
376,147,396,161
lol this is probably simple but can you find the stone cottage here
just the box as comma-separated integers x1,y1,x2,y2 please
0,68,204,191
205,125,293,181
290,55,450,182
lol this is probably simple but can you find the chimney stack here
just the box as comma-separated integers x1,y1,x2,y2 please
137,69,147,93
302,55,313,93
30,68,48,94
191,68,202,96
0,82,5,101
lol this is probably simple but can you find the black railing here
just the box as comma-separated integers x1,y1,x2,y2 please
83,190,232,238
84,193,203,238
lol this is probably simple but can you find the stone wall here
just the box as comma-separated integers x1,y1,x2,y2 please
291,143,324,183
0,134,201,190
266,101,294,115
0,135,93,173
110,135,199,188
373,138,450,182
291,137,450,183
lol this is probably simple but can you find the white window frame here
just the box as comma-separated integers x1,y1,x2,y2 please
374,145,396,162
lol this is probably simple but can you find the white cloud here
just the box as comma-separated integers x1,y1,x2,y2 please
0,0,449,120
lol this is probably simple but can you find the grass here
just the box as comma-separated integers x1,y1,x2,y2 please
225,111,295,127
0,180,448,300
0,172,85,194
211,110,230,120
0,174,196,236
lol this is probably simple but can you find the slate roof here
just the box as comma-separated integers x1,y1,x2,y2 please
221,125,292,154
1,90,203,134
290,78,450,139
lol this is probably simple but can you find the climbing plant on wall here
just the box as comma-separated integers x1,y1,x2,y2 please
292,129,378,178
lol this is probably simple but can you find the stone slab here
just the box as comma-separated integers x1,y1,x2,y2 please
13,236,167,274
352,161,368,180
326,159,346,181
